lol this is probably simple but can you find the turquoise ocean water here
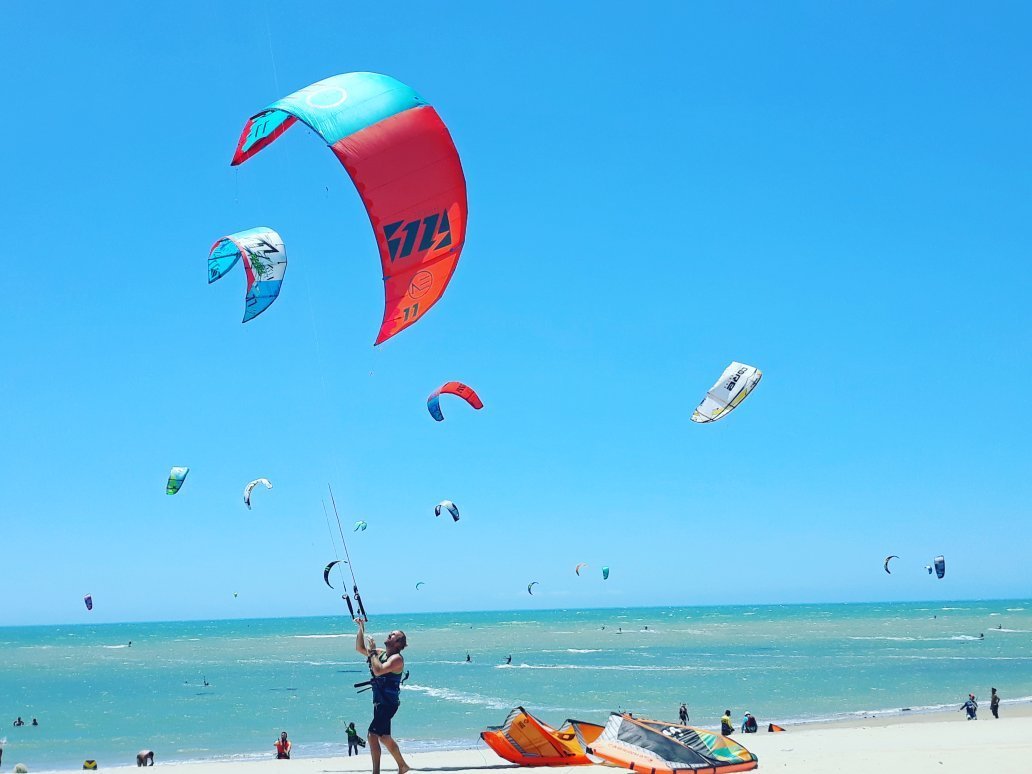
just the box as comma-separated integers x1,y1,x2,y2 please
2,601,1030,771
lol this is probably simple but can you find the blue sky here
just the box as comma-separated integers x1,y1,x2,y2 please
1,1,1029,625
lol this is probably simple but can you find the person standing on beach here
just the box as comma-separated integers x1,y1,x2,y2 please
721,710,734,735
990,688,1000,719
355,618,410,774
136,750,154,766
346,722,363,756
274,731,292,759
678,704,688,725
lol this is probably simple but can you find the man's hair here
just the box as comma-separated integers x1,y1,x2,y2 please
395,631,408,650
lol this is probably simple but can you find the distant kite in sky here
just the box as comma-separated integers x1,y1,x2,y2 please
884,555,899,574
691,362,763,423
575,563,588,576
231,72,467,344
527,582,539,595
83,594,93,611
323,560,346,589
435,501,460,522
167,467,189,495
427,382,483,421
602,566,610,580
415,581,426,590
354,521,367,532
243,478,273,510
208,228,287,322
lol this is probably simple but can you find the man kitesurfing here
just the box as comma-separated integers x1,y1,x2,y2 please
355,619,410,774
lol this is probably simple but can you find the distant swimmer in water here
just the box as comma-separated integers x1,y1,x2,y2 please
31,718,38,727
128,641,132,647
506,655,512,665
136,750,154,766
465,653,471,663
979,633,984,639
13,718,24,727
998,624,1003,629
203,676,210,686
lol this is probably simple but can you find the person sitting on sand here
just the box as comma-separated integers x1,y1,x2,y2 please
355,619,410,774
962,694,977,720
275,731,292,759
136,750,155,766
721,710,734,735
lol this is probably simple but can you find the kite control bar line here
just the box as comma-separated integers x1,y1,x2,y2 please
328,484,368,622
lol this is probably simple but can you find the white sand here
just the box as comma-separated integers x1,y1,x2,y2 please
25,705,1032,774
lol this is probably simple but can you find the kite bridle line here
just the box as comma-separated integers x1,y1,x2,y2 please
328,483,368,622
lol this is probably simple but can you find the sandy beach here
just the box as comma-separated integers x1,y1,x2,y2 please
17,704,1030,774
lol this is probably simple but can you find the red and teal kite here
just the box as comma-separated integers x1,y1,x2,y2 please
231,73,468,345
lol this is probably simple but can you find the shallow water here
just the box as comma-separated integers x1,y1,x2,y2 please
1,600,1029,770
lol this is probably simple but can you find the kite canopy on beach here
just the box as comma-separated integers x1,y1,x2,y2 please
480,707,603,766
585,714,758,774
231,72,468,345
690,362,762,424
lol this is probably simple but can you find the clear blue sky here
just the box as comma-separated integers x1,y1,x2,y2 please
2,1,1029,625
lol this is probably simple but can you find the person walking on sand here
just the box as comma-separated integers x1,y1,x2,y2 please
962,694,977,720
990,688,1000,719
274,731,292,759
678,703,688,725
721,710,734,736
355,618,410,774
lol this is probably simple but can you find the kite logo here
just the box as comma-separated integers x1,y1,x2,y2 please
304,85,349,109
409,271,433,299
384,210,452,263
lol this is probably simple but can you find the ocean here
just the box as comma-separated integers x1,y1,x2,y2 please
2,601,1030,771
